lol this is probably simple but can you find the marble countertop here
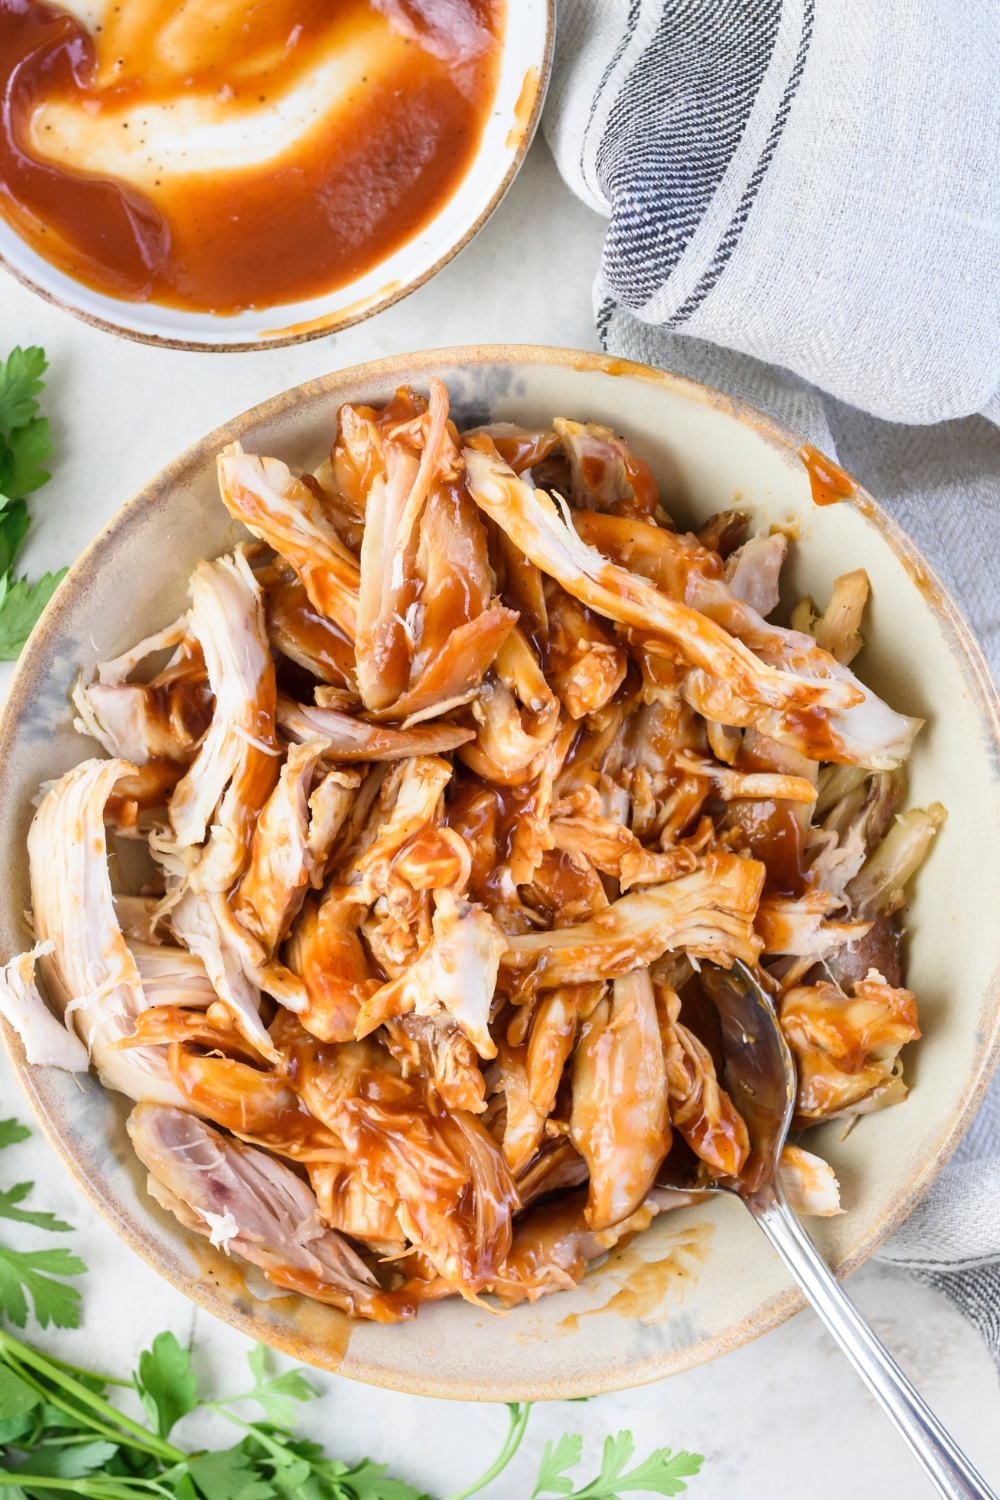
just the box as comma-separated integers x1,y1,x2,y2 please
1,136,998,1500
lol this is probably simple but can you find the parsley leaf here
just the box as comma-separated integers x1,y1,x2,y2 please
0,570,67,659
0,1363,42,1422
549,1432,703,1498
0,346,66,661
532,1434,583,1497
0,419,52,501
0,347,48,432
0,1182,74,1234
0,498,28,580
135,1331,198,1440
187,1447,276,1500
239,1346,319,1431
14,1438,119,1477
334,1458,426,1500
0,1113,82,1329
0,1246,86,1328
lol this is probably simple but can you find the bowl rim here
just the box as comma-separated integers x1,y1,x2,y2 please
4,342,1000,1399
0,6,555,353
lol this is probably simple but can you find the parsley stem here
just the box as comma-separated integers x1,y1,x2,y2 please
439,1402,532,1500
40,1351,133,1388
205,1407,296,1465
0,1352,168,1468
0,1330,185,1465
0,1479,168,1498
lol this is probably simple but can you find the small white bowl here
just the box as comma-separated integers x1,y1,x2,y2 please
0,3,552,351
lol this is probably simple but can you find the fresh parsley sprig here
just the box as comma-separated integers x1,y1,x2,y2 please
0,1120,85,1330
0,1118,703,1498
530,1431,704,1498
437,1405,703,1500
0,346,68,660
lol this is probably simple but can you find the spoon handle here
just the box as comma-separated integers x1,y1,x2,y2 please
748,1184,998,1500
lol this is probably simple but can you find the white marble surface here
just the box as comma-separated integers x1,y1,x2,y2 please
1,136,998,1499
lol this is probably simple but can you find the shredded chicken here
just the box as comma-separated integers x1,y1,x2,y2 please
28,759,183,1105
357,890,505,1058
654,981,749,1178
12,377,943,1320
0,943,89,1071
502,853,765,988
545,583,627,719
780,974,920,1121
552,418,659,518
72,636,213,768
724,533,787,617
463,440,858,720
166,549,279,894
231,741,356,952
489,1185,699,1306
170,888,277,1060
277,694,474,760
217,444,360,639
384,1013,487,1115
570,970,670,1229
755,892,872,959
127,943,218,1010
779,1144,844,1215
127,1103,408,1320
846,804,946,916
792,569,870,665
565,507,920,769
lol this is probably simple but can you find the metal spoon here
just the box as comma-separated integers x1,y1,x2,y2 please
656,960,997,1500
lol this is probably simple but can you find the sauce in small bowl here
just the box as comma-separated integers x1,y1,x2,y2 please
0,0,550,347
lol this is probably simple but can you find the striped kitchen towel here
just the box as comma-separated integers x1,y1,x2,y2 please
543,0,1000,425
543,1,1000,1365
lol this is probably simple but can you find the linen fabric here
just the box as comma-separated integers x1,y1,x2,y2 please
543,0,1000,425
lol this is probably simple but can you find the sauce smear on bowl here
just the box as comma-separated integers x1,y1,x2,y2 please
0,0,502,314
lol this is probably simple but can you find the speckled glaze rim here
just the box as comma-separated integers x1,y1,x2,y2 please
3,344,1000,1400
0,8,554,353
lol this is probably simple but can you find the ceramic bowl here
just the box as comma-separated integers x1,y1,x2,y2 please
0,8,552,352
2,346,999,1400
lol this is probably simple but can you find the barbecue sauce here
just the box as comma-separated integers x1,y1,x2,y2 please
0,0,502,314
799,444,859,507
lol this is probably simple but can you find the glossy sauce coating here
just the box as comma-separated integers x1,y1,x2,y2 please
721,740,809,896
266,575,357,688
0,0,502,313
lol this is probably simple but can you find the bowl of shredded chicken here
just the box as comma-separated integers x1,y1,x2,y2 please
1,347,998,1399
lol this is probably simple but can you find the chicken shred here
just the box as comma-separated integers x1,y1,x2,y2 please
166,549,279,894
232,738,333,953
570,970,670,1230
217,444,360,639
654,982,749,1177
781,973,920,1123
128,1103,409,1320
779,1144,844,1215
0,943,89,1071
28,758,184,1105
463,440,859,720
501,853,766,989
